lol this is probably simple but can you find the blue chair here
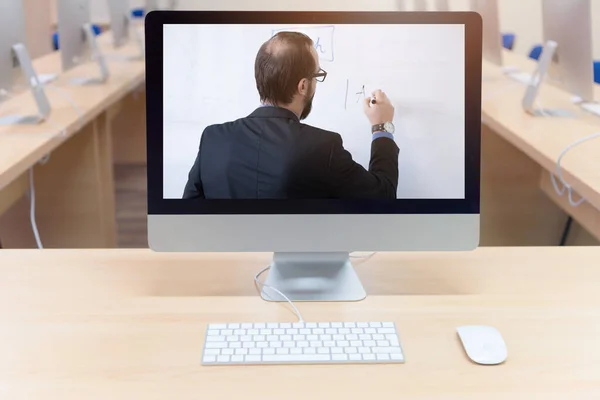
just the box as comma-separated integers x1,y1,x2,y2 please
502,33,516,50
594,61,600,84
131,8,145,18
529,44,543,61
53,24,102,50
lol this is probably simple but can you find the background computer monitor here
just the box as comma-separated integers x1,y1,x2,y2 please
0,0,28,94
57,0,91,72
542,0,595,102
414,0,429,11
470,0,503,66
396,0,407,11
146,11,481,301
435,0,450,12
107,0,130,48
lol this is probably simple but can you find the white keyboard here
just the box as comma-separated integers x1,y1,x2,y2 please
202,321,404,365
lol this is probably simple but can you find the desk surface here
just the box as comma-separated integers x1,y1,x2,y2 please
1,248,599,399
482,51,600,211
0,32,144,191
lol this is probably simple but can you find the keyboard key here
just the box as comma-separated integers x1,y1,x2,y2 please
209,324,227,330
276,348,289,355
377,340,391,347
323,341,336,347
242,342,255,348
280,323,292,329
207,330,220,336
378,328,396,334
283,341,295,348
293,322,305,328
344,347,357,354
369,322,382,328
391,354,404,361
376,354,390,361
257,342,268,348
333,334,345,341
206,342,228,349
317,348,330,354
234,329,246,336
333,354,348,361
267,335,279,341
307,335,318,341
297,341,309,348
231,355,244,362
254,323,266,329
245,355,261,362
373,334,385,341
337,341,350,347
350,341,362,347
373,347,403,354
240,335,252,342
365,328,376,334
359,334,372,341
293,335,306,341
300,329,311,335
349,354,362,361
260,329,272,335
347,334,359,341
263,354,331,362
274,329,285,335
229,342,242,349
205,349,220,356
267,323,278,328
306,322,317,328
222,349,234,355
249,348,261,355
310,341,323,348
287,329,299,335
217,355,230,363
207,336,225,342
314,328,325,335
357,323,369,328
221,329,233,336
382,322,394,328
228,323,240,329
203,355,217,363
263,348,275,355
270,341,282,348
304,347,316,354
318,322,330,328
247,329,259,335
253,335,266,342
363,354,376,361
241,323,253,329
344,323,356,328
351,328,364,334
331,322,343,328
235,348,248,355
364,340,376,347
331,347,344,354
280,335,292,341
358,347,371,354
320,334,332,341
291,348,303,355
226,336,239,342
325,328,337,335
339,328,350,334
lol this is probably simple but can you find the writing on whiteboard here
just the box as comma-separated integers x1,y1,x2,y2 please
271,26,335,62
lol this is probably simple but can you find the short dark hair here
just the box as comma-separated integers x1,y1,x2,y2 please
255,32,317,105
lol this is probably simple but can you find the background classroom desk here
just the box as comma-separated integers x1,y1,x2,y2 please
0,247,599,399
0,31,146,248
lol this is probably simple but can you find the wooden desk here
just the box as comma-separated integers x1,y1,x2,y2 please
0,248,599,399
0,32,146,248
479,50,600,244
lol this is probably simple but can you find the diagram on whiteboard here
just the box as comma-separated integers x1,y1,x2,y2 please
271,26,335,62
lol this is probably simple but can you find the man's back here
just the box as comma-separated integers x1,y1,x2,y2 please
183,106,399,199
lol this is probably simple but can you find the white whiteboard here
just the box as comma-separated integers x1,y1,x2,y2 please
163,23,465,199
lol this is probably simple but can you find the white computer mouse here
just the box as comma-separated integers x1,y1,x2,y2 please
456,325,507,365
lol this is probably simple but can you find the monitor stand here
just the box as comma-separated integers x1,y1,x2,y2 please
260,252,367,302
69,24,110,86
0,43,51,125
579,102,600,117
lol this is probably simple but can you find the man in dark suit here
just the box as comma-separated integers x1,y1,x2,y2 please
183,31,399,199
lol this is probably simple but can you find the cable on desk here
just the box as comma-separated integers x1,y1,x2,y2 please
254,266,304,323
28,168,43,250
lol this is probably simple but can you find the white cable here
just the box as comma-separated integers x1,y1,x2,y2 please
349,252,377,261
254,266,304,323
549,131,600,207
28,168,44,249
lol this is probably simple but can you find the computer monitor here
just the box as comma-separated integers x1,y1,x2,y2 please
57,0,108,84
146,11,481,301
542,0,595,103
0,0,51,124
470,0,502,66
107,0,131,48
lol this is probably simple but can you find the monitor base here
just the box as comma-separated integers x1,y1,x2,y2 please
0,114,44,125
580,101,600,117
261,252,367,302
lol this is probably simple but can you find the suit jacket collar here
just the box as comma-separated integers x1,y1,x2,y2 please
248,106,300,122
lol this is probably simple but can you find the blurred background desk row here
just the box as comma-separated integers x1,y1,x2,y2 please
0,0,599,249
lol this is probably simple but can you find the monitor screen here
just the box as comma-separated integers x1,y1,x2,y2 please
148,12,481,215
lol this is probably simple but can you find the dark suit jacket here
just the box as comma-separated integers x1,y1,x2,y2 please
182,106,399,199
